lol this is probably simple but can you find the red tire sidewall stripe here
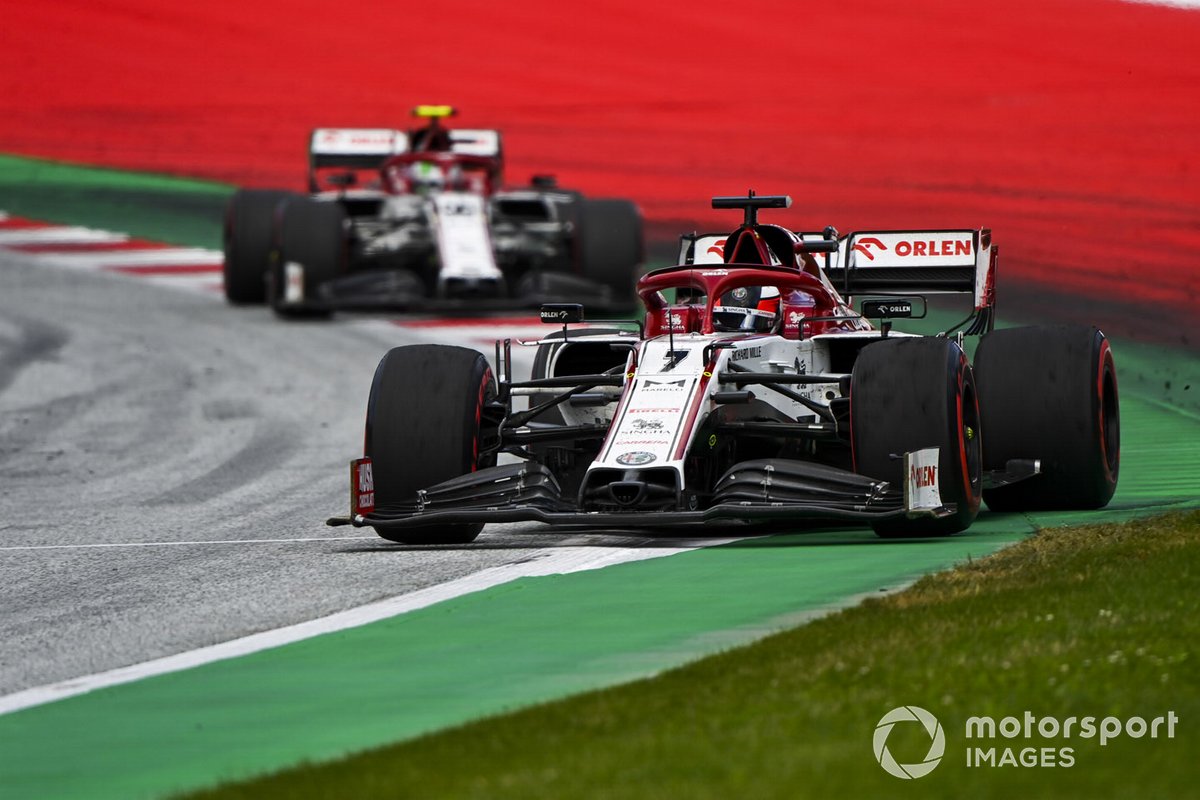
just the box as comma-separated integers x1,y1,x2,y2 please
1096,338,1117,483
954,351,980,514
472,366,492,471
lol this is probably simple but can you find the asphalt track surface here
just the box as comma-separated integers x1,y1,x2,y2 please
0,248,669,695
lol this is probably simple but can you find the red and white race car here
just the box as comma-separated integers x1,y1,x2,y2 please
330,193,1119,543
223,106,643,316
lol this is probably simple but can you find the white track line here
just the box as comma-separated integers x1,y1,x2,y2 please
0,227,129,245
33,247,222,268
0,538,746,715
137,273,224,293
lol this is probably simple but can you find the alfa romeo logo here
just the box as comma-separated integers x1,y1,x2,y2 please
873,705,945,779
615,451,656,466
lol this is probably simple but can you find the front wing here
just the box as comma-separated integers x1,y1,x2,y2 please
328,449,959,531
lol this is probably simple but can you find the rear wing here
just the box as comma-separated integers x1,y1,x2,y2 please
678,233,732,266
828,229,993,302
310,128,409,171
307,127,503,190
677,224,997,334
827,229,997,326
445,129,502,157
308,128,407,192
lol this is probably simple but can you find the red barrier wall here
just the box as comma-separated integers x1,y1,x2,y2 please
1,0,1197,306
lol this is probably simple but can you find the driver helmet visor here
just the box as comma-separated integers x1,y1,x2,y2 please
711,305,777,332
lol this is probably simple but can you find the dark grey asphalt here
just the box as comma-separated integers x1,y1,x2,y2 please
0,256,643,694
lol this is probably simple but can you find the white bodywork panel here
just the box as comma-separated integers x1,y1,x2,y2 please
584,333,843,481
690,235,729,265
283,262,305,303
846,231,976,268
904,447,944,514
310,128,408,156
430,193,502,281
448,129,501,156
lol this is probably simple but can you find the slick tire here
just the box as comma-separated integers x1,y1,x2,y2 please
270,197,346,318
223,189,293,305
851,337,982,537
578,199,643,307
975,325,1119,511
365,345,496,544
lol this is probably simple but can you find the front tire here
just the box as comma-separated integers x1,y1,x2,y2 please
975,325,1119,510
270,197,346,318
851,337,982,537
365,345,496,544
223,189,293,305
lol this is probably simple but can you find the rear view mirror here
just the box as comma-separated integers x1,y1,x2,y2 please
539,304,585,324
861,298,925,319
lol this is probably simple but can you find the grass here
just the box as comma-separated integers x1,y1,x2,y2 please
184,510,1199,799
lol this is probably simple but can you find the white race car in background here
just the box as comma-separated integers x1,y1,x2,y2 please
223,106,643,316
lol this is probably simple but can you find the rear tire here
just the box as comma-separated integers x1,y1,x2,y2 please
851,337,982,537
975,325,1119,510
578,199,642,307
365,345,496,544
270,197,346,318
223,189,293,304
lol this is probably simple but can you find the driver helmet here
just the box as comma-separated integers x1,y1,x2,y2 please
408,161,445,194
713,285,780,332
